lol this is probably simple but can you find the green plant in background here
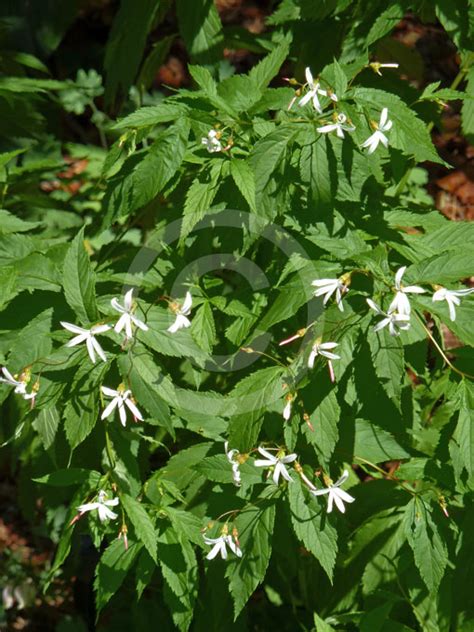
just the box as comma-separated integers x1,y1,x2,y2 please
0,1,474,630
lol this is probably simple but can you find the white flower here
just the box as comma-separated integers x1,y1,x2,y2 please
167,292,192,333
388,266,425,315
254,447,297,485
201,129,222,153
298,67,334,113
224,441,241,487
203,533,242,560
312,277,348,311
61,322,111,363
111,288,148,340
101,385,143,426
317,113,355,138
0,367,36,401
308,341,340,369
432,286,474,321
361,107,393,154
366,298,410,336
77,490,119,522
309,470,355,513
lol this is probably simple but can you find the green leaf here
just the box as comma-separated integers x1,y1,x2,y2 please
408,251,474,285
226,498,275,617
191,302,216,353
105,117,190,224
368,325,405,405
104,0,161,104
228,366,286,451
180,161,222,239
94,540,142,612
176,0,224,64
288,481,338,581
188,64,217,96
35,468,100,487
404,498,448,593
251,125,296,196
194,454,261,485
299,135,334,210
462,66,474,141
157,523,198,632
32,406,61,450
248,36,291,89
63,227,98,324
230,159,257,212
451,381,474,480
0,209,41,234
9,308,53,371
64,363,106,449
354,419,410,463
113,103,188,130
121,494,157,563
304,389,340,465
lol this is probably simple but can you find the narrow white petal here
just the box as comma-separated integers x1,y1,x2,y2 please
335,488,355,504
181,291,193,314
308,350,317,369
317,124,337,134
374,317,391,332
257,447,276,461
125,398,143,421
104,497,120,507
102,386,119,397
110,298,125,314
118,400,127,426
403,285,425,294
333,492,346,513
319,350,340,360
380,107,388,127
273,463,282,485
395,267,406,289
114,313,128,334
319,342,338,350
91,324,111,335
77,502,99,513
125,315,133,339
86,337,96,363
101,398,118,420
334,470,349,486
61,322,87,334
298,92,313,107
310,487,330,496
447,297,456,321
366,298,382,314
279,464,293,483
66,333,89,347
305,66,313,86
131,315,148,331
124,289,134,311
254,459,276,468
91,337,106,362
206,541,223,560
327,492,334,513
281,453,297,464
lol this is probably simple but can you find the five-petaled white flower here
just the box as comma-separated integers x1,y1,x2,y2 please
432,286,474,322
101,385,143,426
111,288,148,340
367,298,410,336
77,490,119,522
167,292,193,333
203,533,242,561
312,277,348,311
308,340,340,369
225,441,241,487
317,113,355,138
254,447,297,485
201,129,222,153
298,67,336,113
388,266,425,315
61,322,111,363
308,470,355,514
361,107,393,154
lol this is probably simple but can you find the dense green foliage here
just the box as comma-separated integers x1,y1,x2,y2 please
1,1,474,630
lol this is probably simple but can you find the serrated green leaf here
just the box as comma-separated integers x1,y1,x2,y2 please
368,325,404,405
121,494,157,563
230,159,256,212
354,419,410,463
226,498,275,618
191,302,216,353
180,161,222,239
452,381,474,480
94,540,142,612
63,227,98,324
304,389,340,465
404,498,448,593
32,406,61,449
288,481,338,581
